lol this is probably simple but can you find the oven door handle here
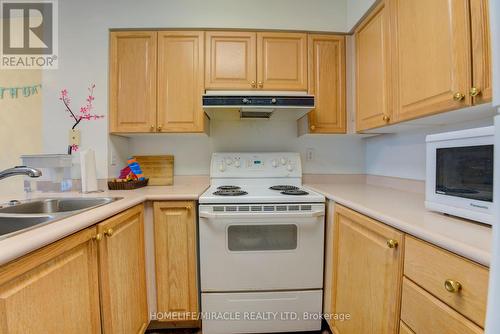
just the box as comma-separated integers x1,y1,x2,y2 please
199,210,324,219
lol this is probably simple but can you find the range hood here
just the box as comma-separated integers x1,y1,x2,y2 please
203,91,314,120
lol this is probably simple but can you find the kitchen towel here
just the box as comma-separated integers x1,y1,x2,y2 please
80,148,98,193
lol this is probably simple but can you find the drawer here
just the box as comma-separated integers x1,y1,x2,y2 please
404,236,488,327
401,278,483,334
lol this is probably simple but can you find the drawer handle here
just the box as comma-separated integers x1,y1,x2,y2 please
444,279,462,293
386,239,399,249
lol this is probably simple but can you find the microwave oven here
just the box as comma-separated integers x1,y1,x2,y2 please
425,126,495,225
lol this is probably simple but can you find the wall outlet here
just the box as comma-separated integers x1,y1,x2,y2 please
110,152,118,167
306,148,315,161
69,129,81,146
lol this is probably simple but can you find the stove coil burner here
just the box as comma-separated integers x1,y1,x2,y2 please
213,190,248,196
281,189,309,196
269,185,299,191
217,185,241,190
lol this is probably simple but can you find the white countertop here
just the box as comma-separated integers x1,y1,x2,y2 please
0,176,209,266
0,175,492,268
305,182,492,267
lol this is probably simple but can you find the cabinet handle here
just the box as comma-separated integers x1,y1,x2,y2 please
386,239,399,249
453,92,465,101
104,228,114,237
310,125,316,131
157,125,162,132
258,81,263,88
444,279,462,293
92,233,102,241
382,115,390,122
469,87,481,97
251,81,256,88
150,125,155,131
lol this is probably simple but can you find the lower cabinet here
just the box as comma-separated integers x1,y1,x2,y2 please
97,204,149,333
153,201,199,322
327,203,490,334
0,227,102,333
0,204,148,334
329,204,404,334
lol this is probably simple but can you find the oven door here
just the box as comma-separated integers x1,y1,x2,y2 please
199,204,325,291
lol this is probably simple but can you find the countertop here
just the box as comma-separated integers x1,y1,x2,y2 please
0,175,492,268
305,182,492,267
0,176,209,266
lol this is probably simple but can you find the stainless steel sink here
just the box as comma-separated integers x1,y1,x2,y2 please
0,197,116,214
0,197,122,239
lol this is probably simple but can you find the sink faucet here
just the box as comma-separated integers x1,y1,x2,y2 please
0,166,42,180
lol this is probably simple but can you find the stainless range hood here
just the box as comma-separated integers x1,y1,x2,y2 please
202,91,315,120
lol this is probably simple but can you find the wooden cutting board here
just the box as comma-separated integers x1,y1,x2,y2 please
134,155,174,186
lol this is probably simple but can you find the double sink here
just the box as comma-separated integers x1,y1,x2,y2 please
0,197,122,239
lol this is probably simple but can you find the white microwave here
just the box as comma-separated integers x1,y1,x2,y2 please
426,126,495,225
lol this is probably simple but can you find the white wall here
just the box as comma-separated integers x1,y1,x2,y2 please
365,118,495,180
127,120,366,176
42,0,350,178
346,0,377,31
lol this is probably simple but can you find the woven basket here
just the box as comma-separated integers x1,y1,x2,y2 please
107,178,149,190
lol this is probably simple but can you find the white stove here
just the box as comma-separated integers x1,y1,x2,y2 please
199,153,325,334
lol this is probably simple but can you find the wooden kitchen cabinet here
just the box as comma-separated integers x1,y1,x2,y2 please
390,0,472,122
355,1,392,132
304,34,346,134
0,227,101,333
470,0,492,104
205,31,307,91
205,31,257,90
97,204,149,333
153,201,198,321
257,32,307,90
109,31,157,133
329,205,404,334
158,31,205,132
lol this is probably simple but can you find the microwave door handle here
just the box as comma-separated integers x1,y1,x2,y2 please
198,210,324,219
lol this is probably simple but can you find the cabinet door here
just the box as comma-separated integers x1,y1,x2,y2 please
153,201,198,321
0,228,101,333
390,0,471,122
158,31,205,133
470,0,492,104
331,205,403,334
98,204,148,334
257,32,307,90
307,34,346,133
109,31,157,133
205,31,257,90
355,2,392,131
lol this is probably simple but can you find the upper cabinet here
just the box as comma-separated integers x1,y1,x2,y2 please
470,0,492,104
110,30,207,134
205,31,307,91
390,0,472,122
306,34,346,133
257,32,308,90
109,31,157,133
205,31,257,90
355,0,492,131
158,31,205,132
355,2,392,131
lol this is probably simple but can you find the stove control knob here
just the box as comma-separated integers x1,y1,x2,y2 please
225,158,233,165
234,160,241,168
280,157,287,166
219,163,226,172
271,159,278,168
287,164,294,172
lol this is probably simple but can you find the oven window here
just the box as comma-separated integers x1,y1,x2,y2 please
436,145,493,202
227,225,298,251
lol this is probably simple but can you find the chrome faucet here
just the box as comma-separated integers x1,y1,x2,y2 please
0,166,42,180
